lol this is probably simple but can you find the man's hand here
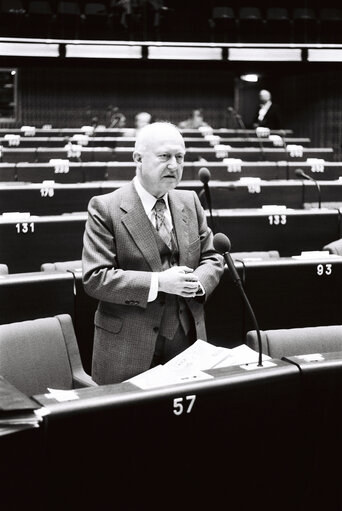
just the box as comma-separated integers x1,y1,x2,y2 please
158,266,200,298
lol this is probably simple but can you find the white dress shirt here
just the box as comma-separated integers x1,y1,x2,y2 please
133,176,204,302
258,100,272,122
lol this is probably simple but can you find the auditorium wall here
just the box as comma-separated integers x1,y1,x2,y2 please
4,60,342,160
18,61,235,129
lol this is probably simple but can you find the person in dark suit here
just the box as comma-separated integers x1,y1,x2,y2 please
253,89,282,130
82,122,224,384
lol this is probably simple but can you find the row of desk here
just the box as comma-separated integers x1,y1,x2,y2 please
0,180,340,216
0,207,340,273
0,127,294,137
0,146,334,163
1,258,342,374
0,136,310,148
0,160,341,183
3,349,342,511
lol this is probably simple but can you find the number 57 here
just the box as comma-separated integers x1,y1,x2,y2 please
173,395,196,416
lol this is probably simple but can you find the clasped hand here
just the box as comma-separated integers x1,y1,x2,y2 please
158,266,199,298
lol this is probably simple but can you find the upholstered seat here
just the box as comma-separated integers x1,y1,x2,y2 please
246,325,342,359
0,314,97,396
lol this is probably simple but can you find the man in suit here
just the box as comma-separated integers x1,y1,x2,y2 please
82,122,224,384
253,89,282,130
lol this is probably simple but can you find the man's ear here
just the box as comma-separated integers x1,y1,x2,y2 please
133,151,142,164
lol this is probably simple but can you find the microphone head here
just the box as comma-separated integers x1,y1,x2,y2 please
198,167,211,184
295,168,305,177
213,232,231,254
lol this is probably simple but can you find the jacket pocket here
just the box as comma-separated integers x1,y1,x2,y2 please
94,310,123,333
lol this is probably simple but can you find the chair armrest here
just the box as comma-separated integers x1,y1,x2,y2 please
72,368,98,388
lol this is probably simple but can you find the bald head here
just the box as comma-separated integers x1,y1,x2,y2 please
134,122,185,154
259,89,272,104
133,122,186,198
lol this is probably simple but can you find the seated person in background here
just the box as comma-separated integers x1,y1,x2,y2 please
107,105,127,128
178,109,211,129
135,111,152,130
253,89,282,130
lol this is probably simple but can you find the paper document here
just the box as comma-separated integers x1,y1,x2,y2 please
164,339,232,372
126,364,213,390
212,344,271,369
126,340,271,390
45,388,79,402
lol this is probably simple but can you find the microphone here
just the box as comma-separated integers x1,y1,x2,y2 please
198,167,215,233
295,168,321,209
213,233,263,367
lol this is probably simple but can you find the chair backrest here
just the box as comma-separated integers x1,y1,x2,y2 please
57,1,80,15
239,7,262,20
246,325,342,359
41,260,82,272
28,1,52,15
212,7,235,20
319,8,342,21
323,238,342,255
231,250,280,261
266,8,289,20
0,314,88,395
293,8,315,20
85,2,107,16
0,264,9,275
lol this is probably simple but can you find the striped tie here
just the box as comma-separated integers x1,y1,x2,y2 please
153,198,172,249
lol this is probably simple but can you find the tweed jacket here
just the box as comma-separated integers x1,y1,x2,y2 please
82,181,224,384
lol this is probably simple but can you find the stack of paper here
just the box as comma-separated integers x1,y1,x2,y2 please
126,341,271,390
0,376,43,436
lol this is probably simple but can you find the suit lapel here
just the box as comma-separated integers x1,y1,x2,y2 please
168,191,189,266
121,183,162,271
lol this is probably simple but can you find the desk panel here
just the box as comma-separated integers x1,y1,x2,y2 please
113,147,334,163
34,361,306,511
0,214,87,273
213,208,341,256
0,272,75,325
0,183,101,215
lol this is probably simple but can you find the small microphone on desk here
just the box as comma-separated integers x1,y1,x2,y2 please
295,168,321,209
213,232,263,367
198,167,215,233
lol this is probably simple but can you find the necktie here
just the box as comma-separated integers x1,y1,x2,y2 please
153,198,172,249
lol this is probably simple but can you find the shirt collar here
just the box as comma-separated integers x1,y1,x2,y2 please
133,176,170,217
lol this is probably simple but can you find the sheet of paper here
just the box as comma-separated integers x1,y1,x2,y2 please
126,364,213,390
212,344,271,369
164,339,232,372
45,388,79,402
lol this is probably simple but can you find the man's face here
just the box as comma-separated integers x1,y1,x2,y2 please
259,90,271,104
135,114,151,130
135,132,185,198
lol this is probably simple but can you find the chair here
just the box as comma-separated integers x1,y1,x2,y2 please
231,250,280,262
238,7,265,43
0,264,9,275
323,238,342,256
293,7,318,43
265,7,292,43
55,0,81,38
0,314,97,396
319,8,342,44
83,2,111,39
246,325,342,359
0,0,26,37
27,0,55,38
210,6,237,42
41,260,82,272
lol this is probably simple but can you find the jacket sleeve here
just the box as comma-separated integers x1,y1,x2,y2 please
82,196,152,308
192,192,224,300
